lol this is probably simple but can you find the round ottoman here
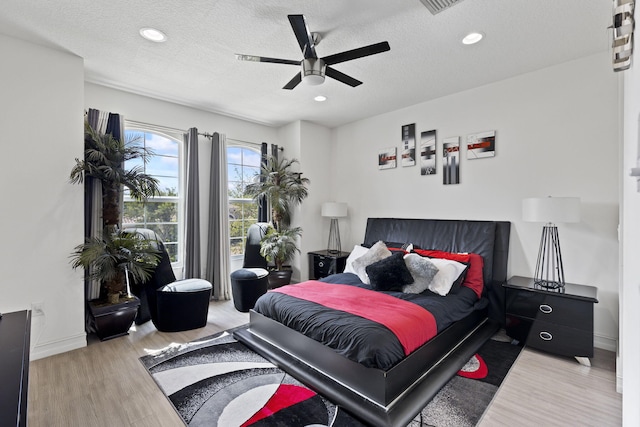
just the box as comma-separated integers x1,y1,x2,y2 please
230,268,269,312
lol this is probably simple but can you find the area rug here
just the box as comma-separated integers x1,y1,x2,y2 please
139,328,521,427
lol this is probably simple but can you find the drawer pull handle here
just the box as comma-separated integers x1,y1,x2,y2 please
318,261,324,267
539,304,553,314
540,331,553,341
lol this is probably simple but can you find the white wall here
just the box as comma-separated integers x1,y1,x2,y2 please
270,120,333,282
331,52,620,351
0,34,86,359
621,15,640,423
298,121,333,280
84,83,280,278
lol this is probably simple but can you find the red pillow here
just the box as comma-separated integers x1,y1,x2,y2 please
413,249,484,298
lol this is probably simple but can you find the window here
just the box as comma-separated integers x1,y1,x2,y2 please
123,129,182,263
227,146,261,257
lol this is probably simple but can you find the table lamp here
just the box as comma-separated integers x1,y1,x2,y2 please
522,196,580,289
321,202,348,254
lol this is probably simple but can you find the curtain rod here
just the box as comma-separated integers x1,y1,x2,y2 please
225,137,284,151
125,119,187,135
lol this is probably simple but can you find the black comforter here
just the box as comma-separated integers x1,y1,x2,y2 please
253,273,486,370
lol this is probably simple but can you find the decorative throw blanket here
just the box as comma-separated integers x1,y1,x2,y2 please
271,281,437,356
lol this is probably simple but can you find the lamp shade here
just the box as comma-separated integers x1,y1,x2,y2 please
321,202,348,218
522,197,580,224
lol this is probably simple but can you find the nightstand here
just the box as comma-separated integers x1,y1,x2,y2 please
503,276,598,366
308,250,350,279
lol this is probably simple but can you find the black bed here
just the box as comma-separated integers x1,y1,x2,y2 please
234,218,511,426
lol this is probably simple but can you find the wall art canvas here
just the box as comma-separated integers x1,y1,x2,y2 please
443,136,460,185
378,147,397,170
401,123,416,167
420,129,437,176
467,130,496,159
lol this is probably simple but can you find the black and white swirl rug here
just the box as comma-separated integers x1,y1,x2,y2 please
139,328,520,427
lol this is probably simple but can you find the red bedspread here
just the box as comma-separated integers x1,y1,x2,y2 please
272,281,437,355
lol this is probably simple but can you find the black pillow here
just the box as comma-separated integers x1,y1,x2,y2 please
366,252,414,291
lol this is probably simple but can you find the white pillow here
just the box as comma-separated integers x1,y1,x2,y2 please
402,253,439,294
351,241,392,284
343,245,370,274
426,257,468,296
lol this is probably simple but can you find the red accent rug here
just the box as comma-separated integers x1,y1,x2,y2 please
140,328,521,426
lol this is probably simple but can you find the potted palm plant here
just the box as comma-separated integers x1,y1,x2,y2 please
246,155,310,287
69,121,161,339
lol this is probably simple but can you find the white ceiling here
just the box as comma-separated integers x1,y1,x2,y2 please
0,0,613,128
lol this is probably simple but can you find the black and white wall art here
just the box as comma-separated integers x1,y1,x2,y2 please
401,123,417,167
443,136,460,185
420,130,437,176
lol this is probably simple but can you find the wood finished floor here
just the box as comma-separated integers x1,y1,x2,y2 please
27,300,621,426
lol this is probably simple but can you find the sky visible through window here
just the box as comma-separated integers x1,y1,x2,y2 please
123,130,180,262
125,131,179,194
228,146,261,256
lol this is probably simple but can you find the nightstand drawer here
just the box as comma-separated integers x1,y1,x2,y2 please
505,289,592,331
308,250,350,280
313,255,336,277
506,315,594,358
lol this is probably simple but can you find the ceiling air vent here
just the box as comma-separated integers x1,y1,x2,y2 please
419,0,466,15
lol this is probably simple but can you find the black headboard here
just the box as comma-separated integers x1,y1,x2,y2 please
363,218,511,325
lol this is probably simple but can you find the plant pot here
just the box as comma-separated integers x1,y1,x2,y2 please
268,270,293,288
88,296,140,341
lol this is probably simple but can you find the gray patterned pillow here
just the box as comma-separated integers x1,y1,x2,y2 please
402,253,440,294
351,241,392,284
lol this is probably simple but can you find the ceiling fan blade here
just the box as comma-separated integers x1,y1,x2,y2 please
235,54,299,66
288,15,317,59
283,72,302,90
322,41,390,65
325,67,362,87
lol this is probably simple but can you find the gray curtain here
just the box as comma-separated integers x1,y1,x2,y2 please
206,132,231,300
257,142,268,223
184,128,201,279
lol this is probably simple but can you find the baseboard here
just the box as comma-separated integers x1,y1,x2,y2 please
594,334,617,352
30,333,87,360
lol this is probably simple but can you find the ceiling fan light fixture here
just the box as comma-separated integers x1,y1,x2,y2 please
139,27,167,43
302,58,326,86
304,74,325,85
462,32,484,45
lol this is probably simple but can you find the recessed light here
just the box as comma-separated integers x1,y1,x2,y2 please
139,27,167,43
462,32,483,45
314,95,327,102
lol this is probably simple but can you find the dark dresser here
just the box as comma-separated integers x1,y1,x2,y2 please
0,310,31,426
504,276,598,366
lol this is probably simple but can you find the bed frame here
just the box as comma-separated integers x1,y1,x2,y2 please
235,218,511,426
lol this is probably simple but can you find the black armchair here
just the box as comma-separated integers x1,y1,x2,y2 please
128,228,212,332
230,222,270,312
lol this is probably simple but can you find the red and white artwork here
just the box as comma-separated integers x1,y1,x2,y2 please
378,147,397,170
467,130,496,160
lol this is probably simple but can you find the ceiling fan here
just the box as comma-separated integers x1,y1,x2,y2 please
235,14,391,90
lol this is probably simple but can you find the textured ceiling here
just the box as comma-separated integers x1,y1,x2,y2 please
0,0,613,128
